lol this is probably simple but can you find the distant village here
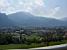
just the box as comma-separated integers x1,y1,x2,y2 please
0,26,67,39
0,26,67,45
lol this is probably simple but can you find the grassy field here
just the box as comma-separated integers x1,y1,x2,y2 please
0,40,67,50
49,40,67,46
0,43,45,49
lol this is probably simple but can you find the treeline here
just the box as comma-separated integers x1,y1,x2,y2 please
0,27,67,46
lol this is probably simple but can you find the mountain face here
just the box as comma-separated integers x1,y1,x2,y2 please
8,12,67,27
0,13,15,27
0,12,67,27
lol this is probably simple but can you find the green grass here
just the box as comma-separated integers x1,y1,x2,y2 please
0,40,67,49
49,40,67,46
0,43,45,49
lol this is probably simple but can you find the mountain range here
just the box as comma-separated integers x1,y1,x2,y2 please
0,12,67,27
0,13,15,27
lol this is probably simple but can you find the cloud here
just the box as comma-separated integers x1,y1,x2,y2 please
31,6,61,19
0,0,45,14
49,7,60,16
0,0,10,13
0,0,66,20
47,7,61,19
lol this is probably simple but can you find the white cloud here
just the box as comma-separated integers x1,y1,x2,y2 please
49,7,60,17
0,0,65,20
31,6,61,19
46,7,61,19
0,0,45,14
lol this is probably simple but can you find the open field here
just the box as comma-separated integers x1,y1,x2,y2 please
0,40,67,49
31,44,67,50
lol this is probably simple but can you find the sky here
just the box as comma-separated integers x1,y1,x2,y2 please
0,0,67,20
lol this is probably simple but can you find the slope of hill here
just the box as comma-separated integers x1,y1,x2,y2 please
0,13,15,27
8,12,67,27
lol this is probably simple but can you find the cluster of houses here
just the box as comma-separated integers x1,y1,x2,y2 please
0,27,67,39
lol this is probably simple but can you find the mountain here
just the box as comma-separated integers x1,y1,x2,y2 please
0,13,15,27
8,12,67,27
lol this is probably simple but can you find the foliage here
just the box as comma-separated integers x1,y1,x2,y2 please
0,27,67,49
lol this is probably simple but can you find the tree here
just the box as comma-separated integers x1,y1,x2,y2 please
16,30,25,43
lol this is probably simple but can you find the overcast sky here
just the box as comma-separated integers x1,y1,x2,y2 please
0,0,67,19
